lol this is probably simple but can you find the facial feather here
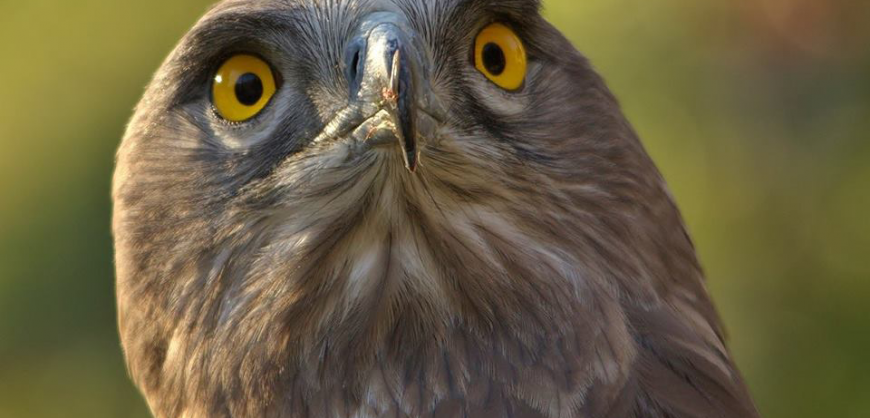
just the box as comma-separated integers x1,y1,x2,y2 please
113,0,759,417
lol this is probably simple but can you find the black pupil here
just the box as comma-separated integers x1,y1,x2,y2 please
235,73,264,106
482,43,507,76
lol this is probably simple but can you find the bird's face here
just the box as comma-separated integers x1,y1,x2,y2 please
128,0,604,186
115,1,678,410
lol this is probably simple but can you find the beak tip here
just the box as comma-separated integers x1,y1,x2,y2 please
404,150,418,173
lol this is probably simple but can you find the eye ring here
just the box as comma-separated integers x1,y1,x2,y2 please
474,23,527,91
212,54,277,122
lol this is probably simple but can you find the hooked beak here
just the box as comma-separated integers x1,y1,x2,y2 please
311,13,445,173
387,49,418,172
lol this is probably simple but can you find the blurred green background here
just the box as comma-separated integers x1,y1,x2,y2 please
0,0,868,417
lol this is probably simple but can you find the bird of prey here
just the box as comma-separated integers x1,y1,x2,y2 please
112,1,761,417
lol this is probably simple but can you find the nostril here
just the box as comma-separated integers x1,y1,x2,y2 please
350,49,361,81
345,38,366,97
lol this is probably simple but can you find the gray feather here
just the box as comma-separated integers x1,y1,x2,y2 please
113,1,760,417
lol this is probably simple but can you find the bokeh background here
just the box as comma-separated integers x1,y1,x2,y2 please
0,0,868,417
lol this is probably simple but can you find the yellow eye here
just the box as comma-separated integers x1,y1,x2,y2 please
212,54,277,122
474,23,527,91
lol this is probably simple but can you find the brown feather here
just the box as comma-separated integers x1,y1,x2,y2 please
113,0,760,417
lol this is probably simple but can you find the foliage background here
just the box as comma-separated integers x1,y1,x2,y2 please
0,0,867,417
